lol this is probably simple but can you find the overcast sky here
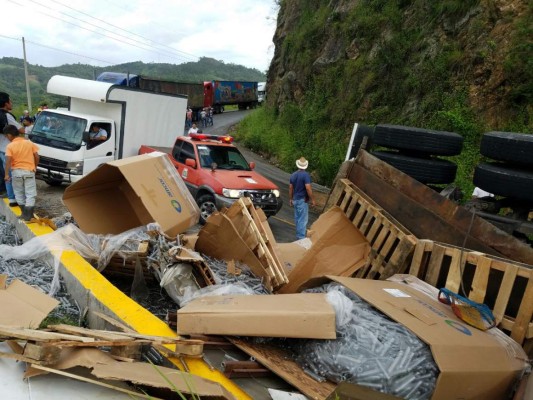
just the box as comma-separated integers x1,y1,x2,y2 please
2,0,278,72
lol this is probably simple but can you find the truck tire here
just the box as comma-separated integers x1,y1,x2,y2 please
371,151,457,184
197,194,217,224
474,163,533,201
374,124,463,156
480,131,533,166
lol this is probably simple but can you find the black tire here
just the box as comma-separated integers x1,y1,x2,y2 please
197,194,217,224
374,124,463,156
480,131,533,167
45,179,63,187
473,162,533,201
371,151,458,184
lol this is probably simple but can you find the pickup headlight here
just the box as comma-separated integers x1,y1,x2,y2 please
66,161,84,175
273,189,280,197
222,188,243,199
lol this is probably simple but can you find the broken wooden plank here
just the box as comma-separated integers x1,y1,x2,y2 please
229,338,336,400
0,326,95,343
48,324,136,342
23,342,61,364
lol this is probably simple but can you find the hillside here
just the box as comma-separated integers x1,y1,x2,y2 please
0,56,266,113
236,0,531,191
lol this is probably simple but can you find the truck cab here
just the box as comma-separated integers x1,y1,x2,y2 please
29,110,115,185
141,133,283,222
258,82,266,105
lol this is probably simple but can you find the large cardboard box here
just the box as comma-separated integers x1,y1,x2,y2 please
277,207,371,294
177,293,336,339
63,152,200,236
311,276,528,400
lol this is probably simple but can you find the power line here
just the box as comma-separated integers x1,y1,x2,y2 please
0,34,116,65
7,0,197,65
21,0,194,63
48,0,199,60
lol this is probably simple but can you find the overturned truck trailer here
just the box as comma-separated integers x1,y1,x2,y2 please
330,150,533,265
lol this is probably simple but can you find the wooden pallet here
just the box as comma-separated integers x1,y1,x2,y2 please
103,241,154,281
223,197,288,289
325,178,417,280
407,239,533,346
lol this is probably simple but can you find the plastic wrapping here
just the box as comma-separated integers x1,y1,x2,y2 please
290,282,439,400
0,223,153,271
154,249,271,307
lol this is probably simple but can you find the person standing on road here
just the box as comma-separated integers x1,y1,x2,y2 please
187,123,199,136
185,108,193,128
3,124,39,221
0,92,26,206
289,157,316,240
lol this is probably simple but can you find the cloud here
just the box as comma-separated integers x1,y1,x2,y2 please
2,0,277,70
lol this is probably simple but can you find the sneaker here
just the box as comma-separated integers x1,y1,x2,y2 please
9,200,18,207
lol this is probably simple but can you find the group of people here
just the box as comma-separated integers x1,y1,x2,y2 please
185,107,214,129
0,92,40,221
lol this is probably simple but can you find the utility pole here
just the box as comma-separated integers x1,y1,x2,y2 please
22,37,32,112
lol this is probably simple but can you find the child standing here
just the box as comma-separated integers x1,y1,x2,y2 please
3,124,39,221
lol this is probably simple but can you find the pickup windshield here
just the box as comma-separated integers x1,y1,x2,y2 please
197,144,251,170
29,111,87,151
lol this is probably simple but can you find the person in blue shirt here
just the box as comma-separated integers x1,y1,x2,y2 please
289,157,316,240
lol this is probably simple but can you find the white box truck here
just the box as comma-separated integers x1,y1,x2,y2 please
29,75,188,185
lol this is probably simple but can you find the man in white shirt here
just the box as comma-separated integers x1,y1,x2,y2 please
89,124,108,142
187,123,199,136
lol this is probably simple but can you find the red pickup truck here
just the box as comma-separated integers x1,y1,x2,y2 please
139,133,283,222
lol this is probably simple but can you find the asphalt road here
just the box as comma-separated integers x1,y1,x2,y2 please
35,109,330,243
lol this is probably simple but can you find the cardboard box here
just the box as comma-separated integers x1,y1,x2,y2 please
177,293,336,339
0,275,59,328
63,152,200,236
277,207,371,294
310,276,529,400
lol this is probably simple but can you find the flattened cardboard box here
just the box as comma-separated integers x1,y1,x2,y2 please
277,207,371,293
309,276,528,400
63,152,200,236
0,274,59,328
177,293,336,339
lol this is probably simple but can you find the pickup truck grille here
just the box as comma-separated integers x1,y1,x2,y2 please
245,190,279,215
39,156,68,170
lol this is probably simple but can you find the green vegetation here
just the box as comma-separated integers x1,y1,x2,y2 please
0,56,265,116
237,0,531,194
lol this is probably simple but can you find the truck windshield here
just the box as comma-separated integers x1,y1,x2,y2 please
29,112,87,150
197,145,251,170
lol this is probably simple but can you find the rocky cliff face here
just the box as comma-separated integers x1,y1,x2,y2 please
266,0,531,131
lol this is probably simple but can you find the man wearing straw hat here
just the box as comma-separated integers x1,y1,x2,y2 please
289,157,316,240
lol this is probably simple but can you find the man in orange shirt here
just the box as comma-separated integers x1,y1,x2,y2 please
3,124,39,221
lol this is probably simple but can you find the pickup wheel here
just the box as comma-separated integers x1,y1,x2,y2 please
474,162,533,201
45,179,63,187
197,194,217,224
374,124,463,156
480,131,533,166
371,151,457,184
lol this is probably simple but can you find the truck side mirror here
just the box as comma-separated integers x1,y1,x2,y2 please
249,161,256,170
185,158,197,168
82,131,90,143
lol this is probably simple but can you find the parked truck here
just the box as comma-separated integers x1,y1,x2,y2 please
30,75,187,185
257,81,266,105
96,72,259,115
